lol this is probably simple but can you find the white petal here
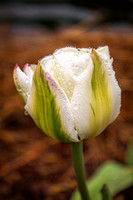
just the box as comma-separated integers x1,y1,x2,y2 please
97,46,113,65
41,51,75,101
53,47,90,77
44,69,79,141
98,51,121,122
49,47,91,101
23,64,36,79
71,48,121,140
14,65,31,103
71,58,94,139
26,63,79,142
97,46,110,59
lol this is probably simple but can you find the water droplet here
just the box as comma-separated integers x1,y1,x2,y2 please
26,92,30,97
67,118,70,121
73,104,78,110
25,79,30,84
18,89,22,92
24,110,29,115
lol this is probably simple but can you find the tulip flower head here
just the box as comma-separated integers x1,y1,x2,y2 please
13,46,121,142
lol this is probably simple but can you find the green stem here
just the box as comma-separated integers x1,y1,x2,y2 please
71,142,91,200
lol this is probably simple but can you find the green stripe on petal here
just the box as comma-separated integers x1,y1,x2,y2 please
90,49,113,136
26,62,76,143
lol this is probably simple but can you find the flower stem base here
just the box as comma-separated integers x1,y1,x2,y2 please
71,142,91,200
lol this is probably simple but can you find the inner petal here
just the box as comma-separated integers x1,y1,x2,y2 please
54,47,91,77
41,52,75,101
40,47,91,102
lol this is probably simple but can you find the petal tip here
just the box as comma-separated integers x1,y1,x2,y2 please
90,48,96,55
23,63,31,71
15,63,19,70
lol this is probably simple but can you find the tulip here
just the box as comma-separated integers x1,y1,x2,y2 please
13,46,121,143
13,46,121,200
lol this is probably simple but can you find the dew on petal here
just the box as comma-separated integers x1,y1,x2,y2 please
73,104,79,110
24,110,29,115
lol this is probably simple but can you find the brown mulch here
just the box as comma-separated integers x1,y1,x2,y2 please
0,25,133,200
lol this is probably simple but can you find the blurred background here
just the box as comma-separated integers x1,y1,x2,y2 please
0,0,133,200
